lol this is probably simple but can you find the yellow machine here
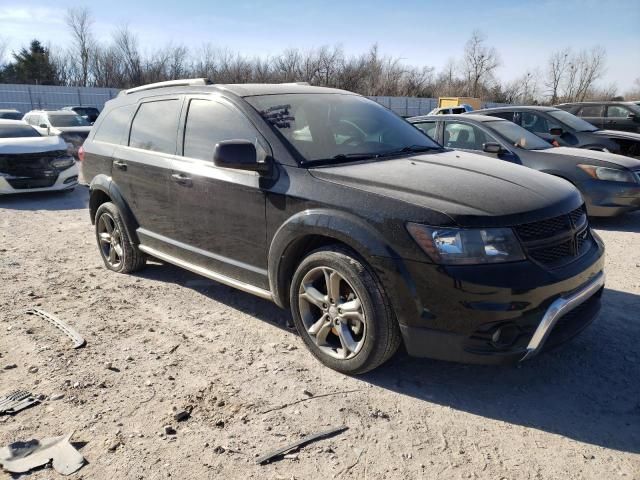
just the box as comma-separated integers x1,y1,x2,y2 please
438,97,482,111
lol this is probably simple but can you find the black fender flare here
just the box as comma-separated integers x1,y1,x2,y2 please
268,208,409,308
89,175,140,244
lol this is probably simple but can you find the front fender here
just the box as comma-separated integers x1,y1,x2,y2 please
89,174,140,244
268,209,418,316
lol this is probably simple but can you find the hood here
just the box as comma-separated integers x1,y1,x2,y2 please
543,146,640,169
309,150,582,226
592,129,640,141
0,135,68,154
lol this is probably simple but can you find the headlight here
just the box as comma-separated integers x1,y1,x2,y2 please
577,164,637,183
407,223,526,265
51,156,75,169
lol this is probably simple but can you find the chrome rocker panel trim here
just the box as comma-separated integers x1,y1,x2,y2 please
138,244,274,301
521,270,605,361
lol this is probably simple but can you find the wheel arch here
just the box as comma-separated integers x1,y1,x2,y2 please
89,174,140,244
268,209,400,309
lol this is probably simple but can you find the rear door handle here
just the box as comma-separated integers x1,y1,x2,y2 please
171,173,192,186
113,160,127,170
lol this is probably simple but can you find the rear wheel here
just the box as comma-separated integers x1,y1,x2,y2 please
290,245,401,374
95,202,146,273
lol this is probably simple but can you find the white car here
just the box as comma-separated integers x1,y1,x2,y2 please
427,104,475,115
0,120,79,194
22,110,92,158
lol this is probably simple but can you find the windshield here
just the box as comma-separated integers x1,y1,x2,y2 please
547,109,598,132
246,93,441,164
0,124,41,138
488,120,552,150
0,112,22,120
49,114,91,127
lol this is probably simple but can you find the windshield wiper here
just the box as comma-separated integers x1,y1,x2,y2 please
378,145,440,157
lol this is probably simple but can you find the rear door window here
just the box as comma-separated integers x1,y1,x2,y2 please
413,121,438,140
94,105,135,145
520,112,560,134
577,105,604,117
129,99,181,154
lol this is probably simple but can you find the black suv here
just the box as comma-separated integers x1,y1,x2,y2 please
474,106,640,158
81,79,605,373
556,101,640,133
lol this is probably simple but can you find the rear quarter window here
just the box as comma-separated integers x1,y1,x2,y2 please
93,105,135,145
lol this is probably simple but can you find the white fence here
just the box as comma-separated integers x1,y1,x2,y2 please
0,83,508,117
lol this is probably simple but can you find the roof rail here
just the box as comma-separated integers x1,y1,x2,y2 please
119,78,212,96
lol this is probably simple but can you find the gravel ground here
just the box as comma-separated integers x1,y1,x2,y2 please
0,187,639,480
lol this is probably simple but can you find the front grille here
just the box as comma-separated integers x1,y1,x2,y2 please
7,177,57,189
514,205,593,268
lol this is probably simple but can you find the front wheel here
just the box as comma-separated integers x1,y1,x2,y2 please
95,202,146,273
289,245,401,374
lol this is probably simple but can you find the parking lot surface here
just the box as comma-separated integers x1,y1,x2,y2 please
1,187,639,479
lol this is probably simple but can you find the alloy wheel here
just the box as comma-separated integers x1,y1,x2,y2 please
97,212,124,269
298,266,367,360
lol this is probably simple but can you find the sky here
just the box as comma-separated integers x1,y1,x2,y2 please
1,0,639,91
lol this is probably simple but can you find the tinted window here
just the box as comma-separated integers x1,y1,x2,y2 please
489,111,514,121
606,105,630,117
49,114,90,127
577,105,603,117
129,100,180,154
183,100,261,161
0,124,41,138
94,105,135,145
444,122,497,150
413,121,438,140
520,112,561,134
246,94,440,163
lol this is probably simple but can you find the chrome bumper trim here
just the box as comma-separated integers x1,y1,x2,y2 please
521,271,605,361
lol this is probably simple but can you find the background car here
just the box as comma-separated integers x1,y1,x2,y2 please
427,104,474,115
62,105,101,123
472,106,640,158
555,101,640,133
0,109,23,120
22,110,92,158
409,114,640,217
0,119,78,194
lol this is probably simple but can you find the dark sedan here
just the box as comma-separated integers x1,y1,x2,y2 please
409,114,640,217
472,106,640,159
556,101,640,133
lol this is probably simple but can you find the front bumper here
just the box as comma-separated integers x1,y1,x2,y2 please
0,163,79,195
579,178,640,217
375,232,605,365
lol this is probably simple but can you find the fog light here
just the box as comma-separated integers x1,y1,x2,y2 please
491,324,520,348
64,176,78,184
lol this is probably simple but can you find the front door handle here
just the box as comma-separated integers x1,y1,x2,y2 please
171,173,192,186
113,160,127,170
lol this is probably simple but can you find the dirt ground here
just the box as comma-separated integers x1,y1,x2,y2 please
0,186,639,480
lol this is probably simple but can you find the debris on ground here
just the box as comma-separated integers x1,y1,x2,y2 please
24,308,86,349
0,390,40,415
0,432,85,475
256,426,348,465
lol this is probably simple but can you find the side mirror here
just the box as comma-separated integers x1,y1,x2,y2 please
549,127,563,136
483,142,503,154
213,140,269,173
39,123,48,129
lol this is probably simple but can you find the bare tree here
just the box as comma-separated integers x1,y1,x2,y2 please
0,36,8,68
462,30,500,97
65,7,95,86
545,48,570,103
112,26,142,87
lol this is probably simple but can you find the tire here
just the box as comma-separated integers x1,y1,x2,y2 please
289,245,401,374
94,202,146,273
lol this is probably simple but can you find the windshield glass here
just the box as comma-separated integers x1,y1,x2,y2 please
547,109,598,132
0,124,41,138
488,120,552,150
246,93,441,163
49,114,91,127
